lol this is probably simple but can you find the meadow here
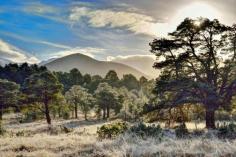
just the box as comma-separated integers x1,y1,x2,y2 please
1,113,236,157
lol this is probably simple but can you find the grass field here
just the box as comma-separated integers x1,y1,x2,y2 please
1,114,236,157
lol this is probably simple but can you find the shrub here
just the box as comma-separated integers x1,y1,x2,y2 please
97,122,128,139
20,110,43,123
16,130,25,137
62,111,70,120
129,123,162,138
218,123,236,138
175,123,189,138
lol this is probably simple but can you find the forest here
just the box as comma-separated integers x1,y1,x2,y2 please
1,18,236,157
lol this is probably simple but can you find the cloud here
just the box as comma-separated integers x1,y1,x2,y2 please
69,6,170,37
23,2,58,14
21,2,70,24
107,54,155,61
0,31,72,49
0,39,39,64
50,47,107,59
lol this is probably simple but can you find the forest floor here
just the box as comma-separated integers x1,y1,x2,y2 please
0,114,236,157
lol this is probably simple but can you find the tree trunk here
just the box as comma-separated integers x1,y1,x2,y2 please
0,109,2,121
84,113,87,121
106,106,110,119
75,104,78,118
205,108,216,129
44,101,51,125
0,104,3,120
103,108,106,120
58,109,61,118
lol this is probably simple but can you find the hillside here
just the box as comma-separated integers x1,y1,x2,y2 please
108,55,159,78
43,53,149,79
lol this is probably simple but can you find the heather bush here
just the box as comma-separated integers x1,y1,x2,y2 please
97,122,128,139
218,122,236,138
129,122,162,138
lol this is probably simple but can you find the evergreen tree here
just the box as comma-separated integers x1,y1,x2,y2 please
65,85,95,120
105,70,120,87
95,83,118,119
0,79,20,120
148,18,236,128
23,71,63,125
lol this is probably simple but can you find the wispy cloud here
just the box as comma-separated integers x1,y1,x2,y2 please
23,2,58,14
0,39,39,64
0,31,72,49
107,54,155,61
50,47,107,59
69,6,170,37
21,2,70,24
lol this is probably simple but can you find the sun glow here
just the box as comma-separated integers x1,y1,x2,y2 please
193,20,202,27
173,2,220,24
152,2,221,37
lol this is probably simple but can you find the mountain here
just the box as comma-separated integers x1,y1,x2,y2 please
42,53,150,79
39,58,57,66
108,55,159,78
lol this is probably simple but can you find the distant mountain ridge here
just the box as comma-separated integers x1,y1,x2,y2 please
42,53,150,79
108,55,159,78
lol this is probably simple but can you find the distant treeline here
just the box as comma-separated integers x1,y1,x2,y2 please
0,63,154,124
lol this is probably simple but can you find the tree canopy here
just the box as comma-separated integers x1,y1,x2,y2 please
148,18,236,128
23,71,63,124
0,79,20,120
65,85,95,120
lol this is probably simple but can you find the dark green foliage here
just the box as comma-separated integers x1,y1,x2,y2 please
20,109,44,123
69,68,84,87
23,71,63,124
129,123,162,137
218,123,236,138
87,75,103,93
121,74,140,90
62,111,70,120
95,83,120,119
139,76,148,86
175,123,189,138
83,74,92,86
0,79,20,120
0,63,47,86
97,122,128,139
54,71,71,92
105,70,120,87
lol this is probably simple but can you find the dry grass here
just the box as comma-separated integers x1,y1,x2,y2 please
94,133,236,157
1,115,236,157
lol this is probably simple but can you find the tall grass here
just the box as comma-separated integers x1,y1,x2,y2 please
1,119,236,157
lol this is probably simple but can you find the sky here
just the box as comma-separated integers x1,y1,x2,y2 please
0,0,235,64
